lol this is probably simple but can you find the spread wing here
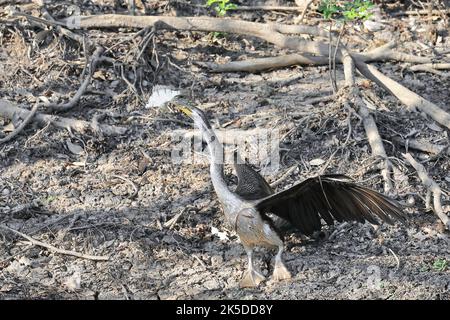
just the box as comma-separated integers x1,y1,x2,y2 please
255,175,405,236
234,162,274,200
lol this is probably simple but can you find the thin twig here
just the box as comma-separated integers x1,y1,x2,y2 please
0,99,127,136
295,0,315,24
47,46,104,113
393,137,449,155
40,8,86,45
386,247,401,270
332,22,346,92
0,103,39,144
403,153,450,229
328,23,337,94
0,225,110,261
111,175,139,198
318,112,352,175
270,165,298,188
164,209,185,230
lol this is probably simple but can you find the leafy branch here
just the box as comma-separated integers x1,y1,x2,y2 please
318,1,375,93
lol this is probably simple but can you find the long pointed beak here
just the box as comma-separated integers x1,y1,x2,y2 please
171,101,193,118
177,105,193,118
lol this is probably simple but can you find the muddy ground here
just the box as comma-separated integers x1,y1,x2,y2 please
0,1,449,300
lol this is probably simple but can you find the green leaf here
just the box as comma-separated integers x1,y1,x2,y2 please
206,0,237,16
206,0,218,6
433,258,448,272
225,3,237,10
320,0,374,21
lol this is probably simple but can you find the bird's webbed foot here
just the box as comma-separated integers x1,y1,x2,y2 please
273,261,292,281
239,267,266,288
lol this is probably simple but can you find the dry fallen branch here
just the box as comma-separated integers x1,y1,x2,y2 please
67,16,442,70
357,101,394,194
47,46,104,113
270,165,298,188
0,102,39,144
61,14,450,176
354,60,450,131
198,54,328,73
164,209,185,230
393,137,449,156
391,9,450,16
409,63,450,77
386,246,401,270
68,14,330,38
342,48,393,194
403,153,450,229
76,15,449,133
0,225,110,261
295,0,315,24
410,63,450,71
204,41,433,73
0,99,127,136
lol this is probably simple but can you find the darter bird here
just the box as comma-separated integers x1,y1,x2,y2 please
172,100,406,288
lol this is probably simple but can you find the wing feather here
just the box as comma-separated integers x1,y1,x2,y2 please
255,175,405,235
234,162,274,200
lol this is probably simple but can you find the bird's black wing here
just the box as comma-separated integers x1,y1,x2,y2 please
234,162,274,200
255,174,405,236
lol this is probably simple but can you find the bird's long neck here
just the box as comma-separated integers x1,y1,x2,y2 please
203,127,242,213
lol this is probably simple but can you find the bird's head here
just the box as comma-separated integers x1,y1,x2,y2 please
171,98,212,132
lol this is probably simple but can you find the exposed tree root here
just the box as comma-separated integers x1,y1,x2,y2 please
203,41,438,73
341,47,394,194
392,137,449,156
69,14,330,38
67,15,450,130
354,60,450,130
357,101,394,194
0,102,39,144
198,54,328,73
403,153,450,230
409,63,450,77
0,100,127,136
410,63,450,71
14,10,86,45
47,46,104,113
62,14,450,195
391,9,450,16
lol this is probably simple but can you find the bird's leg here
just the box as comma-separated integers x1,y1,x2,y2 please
239,246,265,288
272,245,292,281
